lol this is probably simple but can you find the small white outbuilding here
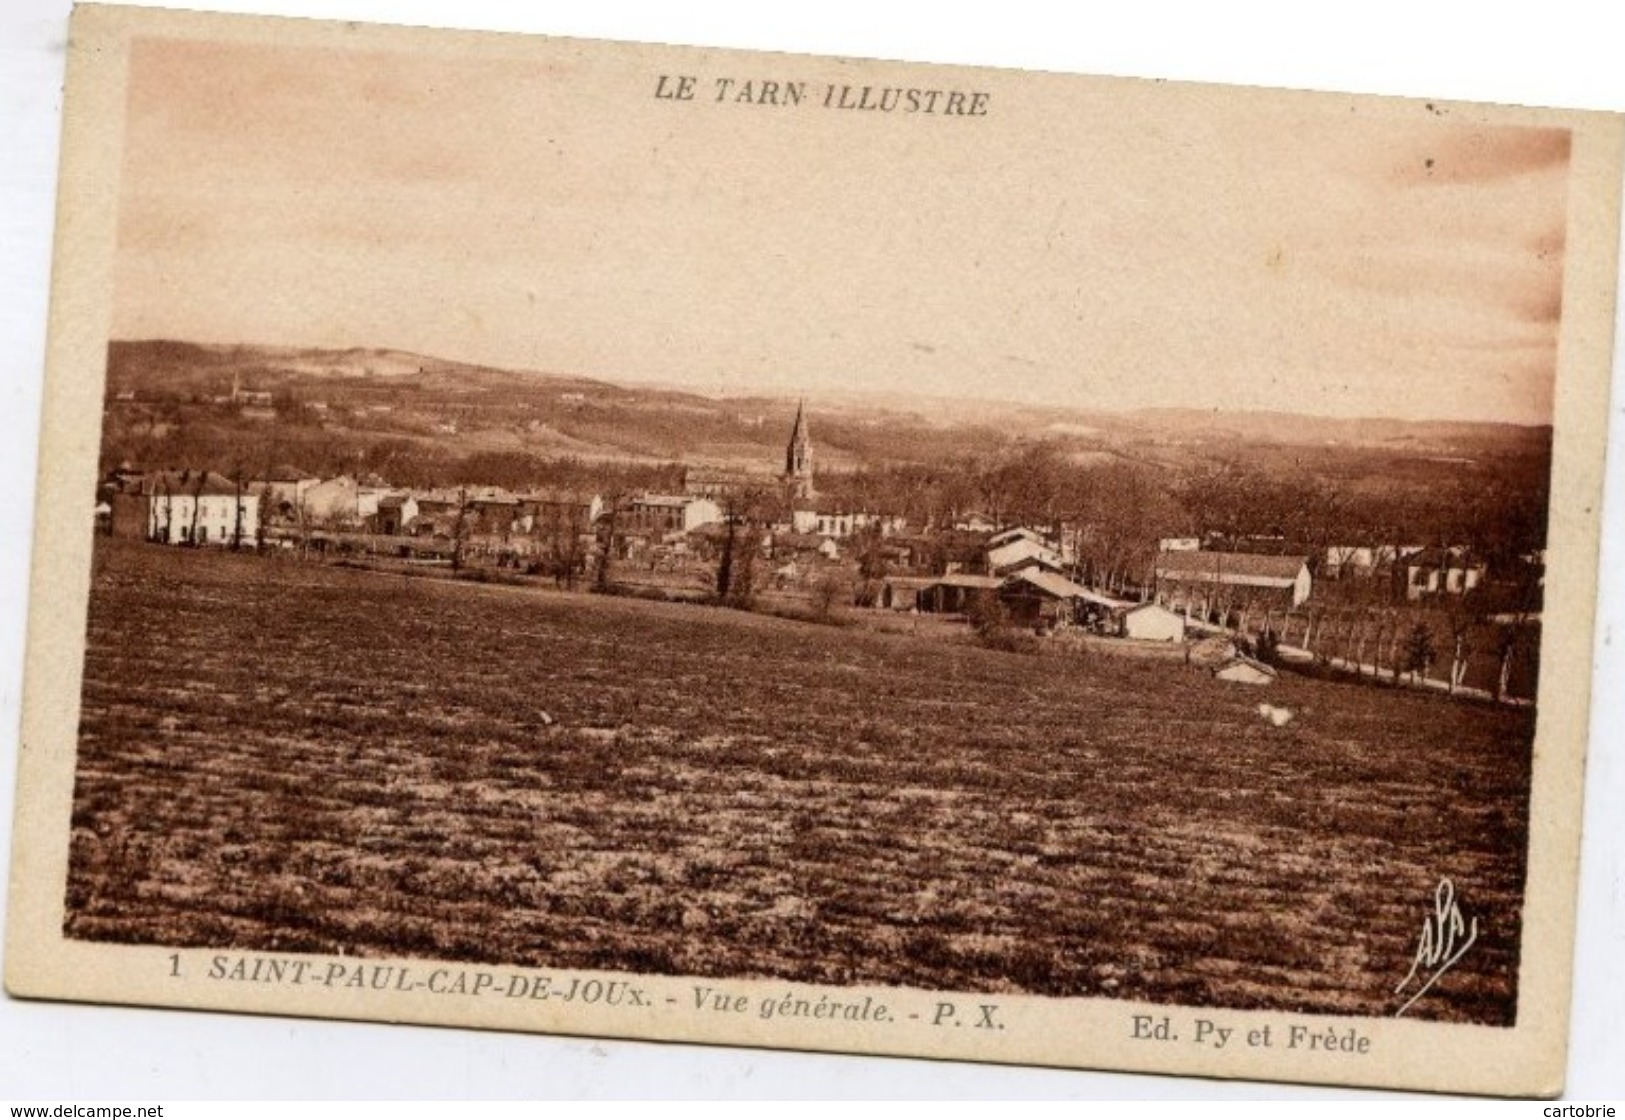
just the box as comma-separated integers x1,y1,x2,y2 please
1213,656,1278,686
1119,602,1186,642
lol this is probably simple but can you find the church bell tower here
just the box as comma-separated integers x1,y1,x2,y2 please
783,400,814,501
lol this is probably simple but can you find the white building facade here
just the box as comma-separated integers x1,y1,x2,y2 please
145,472,260,546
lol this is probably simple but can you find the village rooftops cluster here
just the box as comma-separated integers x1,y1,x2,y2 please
97,454,905,550
95,403,1523,701
100,460,1232,647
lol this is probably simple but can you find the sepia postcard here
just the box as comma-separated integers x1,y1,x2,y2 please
6,3,1624,1097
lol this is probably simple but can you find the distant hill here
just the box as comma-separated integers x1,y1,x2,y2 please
1122,406,1549,453
103,340,1550,482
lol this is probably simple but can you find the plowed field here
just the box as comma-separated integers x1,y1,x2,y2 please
66,540,1535,1023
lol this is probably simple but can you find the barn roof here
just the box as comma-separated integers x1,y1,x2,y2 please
520,489,598,505
1003,569,1093,601
414,489,463,506
1121,600,1178,616
925,574,1004,590
1407,547,1484,569
141,469,240,497
987,526,1051,548
989,537,1060,560
994,553,1067,578
633,493,703,509
1154,551,1308,585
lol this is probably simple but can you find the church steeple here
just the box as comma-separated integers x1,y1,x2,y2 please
784,399,814,500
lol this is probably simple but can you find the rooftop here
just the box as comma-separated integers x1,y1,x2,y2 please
1154,552,1309,583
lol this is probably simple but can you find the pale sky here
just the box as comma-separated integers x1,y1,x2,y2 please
111,35,1572,424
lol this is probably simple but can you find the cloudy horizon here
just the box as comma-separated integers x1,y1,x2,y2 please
112,36,1571,426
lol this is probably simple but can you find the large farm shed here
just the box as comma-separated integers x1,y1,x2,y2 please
917,574,1004,615
1153,551,1313,610
999,569,1122,628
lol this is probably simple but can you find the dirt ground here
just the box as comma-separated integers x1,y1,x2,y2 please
65,539,1535,1023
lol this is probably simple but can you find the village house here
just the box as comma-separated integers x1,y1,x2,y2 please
790,502,906,540
1404,548,1487,599
101,463,151,538
251,464,320,523
462,493,527,559
987,534,1065,578
466,490,522,535
518,490,603,534
143,469,260,546
953,512,998,533
356,477,392,522
764,530,842,565
232,385,274,409
1323,543,1423,579
215,378,275,416
1153,551,1313,612
768,530,829,558
374,493,419,535
300,475,363,528
874,538,918,570
894,529,990,576
623,494,724,536
410,489,465,535
106,461,145,491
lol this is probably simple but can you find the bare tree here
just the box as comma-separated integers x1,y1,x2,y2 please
854,521,888,607
1351,608,1372,679
810,571,847,623
449,487,470,572
230,463,249,551
1443,597,1479,695
153,475,173,543
1492,563,1544,702
715,516,736,601
593,491,625,593
295,493,315,559
714,486,770,609
1403,622,1437,685
538,497,588,589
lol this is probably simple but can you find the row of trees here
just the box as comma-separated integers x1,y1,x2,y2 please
814,445,1547,593
1292,602,1538,702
